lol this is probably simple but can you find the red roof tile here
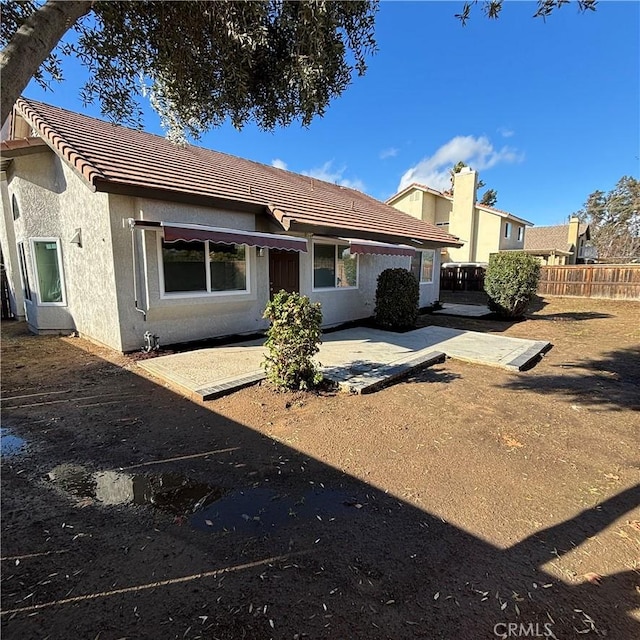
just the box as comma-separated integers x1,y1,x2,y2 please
8,99,461,248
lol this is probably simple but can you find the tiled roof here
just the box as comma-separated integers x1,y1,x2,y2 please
8,99,461,248
524,223,588,252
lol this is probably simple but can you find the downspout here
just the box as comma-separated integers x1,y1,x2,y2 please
128,219,147,320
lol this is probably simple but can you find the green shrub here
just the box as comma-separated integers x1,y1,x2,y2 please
262,290,323,391
374,268,419,330
484,252,541,318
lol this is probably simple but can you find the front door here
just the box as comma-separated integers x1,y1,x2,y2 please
269,249,300,298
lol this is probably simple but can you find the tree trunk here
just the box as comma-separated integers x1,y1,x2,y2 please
0,0,93,126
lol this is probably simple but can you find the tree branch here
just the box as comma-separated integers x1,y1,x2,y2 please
0,0,93,125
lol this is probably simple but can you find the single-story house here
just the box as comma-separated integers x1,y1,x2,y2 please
387,168,532,264
0,99,461,352
523,217,592,265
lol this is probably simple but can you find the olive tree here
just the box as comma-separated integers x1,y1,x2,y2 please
1,0,378,140
456,0,597,25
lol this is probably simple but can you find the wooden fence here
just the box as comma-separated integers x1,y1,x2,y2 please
440,265,485,292
537,265,640,300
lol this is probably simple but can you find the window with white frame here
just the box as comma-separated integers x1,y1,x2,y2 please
313,242,358,289
504,222,512,239
30,238,65,304
517,226,524,242
161,239,248,295
410,249,435,283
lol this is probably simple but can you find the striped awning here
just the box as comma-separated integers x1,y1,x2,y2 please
343,238,416,257
129,220,307,252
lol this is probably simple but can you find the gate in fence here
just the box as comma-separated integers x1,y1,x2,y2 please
440,265,486,292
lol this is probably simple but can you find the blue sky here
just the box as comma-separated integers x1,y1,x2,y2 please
21,1,640,226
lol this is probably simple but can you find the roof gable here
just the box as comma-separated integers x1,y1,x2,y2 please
387,182,532,226
6,99,462,248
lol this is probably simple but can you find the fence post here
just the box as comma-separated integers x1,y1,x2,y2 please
585,266,593,297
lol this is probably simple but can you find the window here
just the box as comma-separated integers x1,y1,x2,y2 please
11,194,20,221
17,242,32,301
313,242,358,289
410,250,435,283
30,238,65,304
517,226,524,242
161,239,248,295
209,243,246,291
504,222,512,239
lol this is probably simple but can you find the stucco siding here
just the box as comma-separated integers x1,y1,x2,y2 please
499,221,526,252
474,210,502,262
420,193,436,225
0,173,25,318
4,154,120,341
109,196,271,351
388,191,423,220
434,199,452,225
57,162,121,346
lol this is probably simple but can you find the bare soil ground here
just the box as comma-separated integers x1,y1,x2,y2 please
1,296,639,640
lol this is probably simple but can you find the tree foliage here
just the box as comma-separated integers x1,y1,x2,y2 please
1,0,378,140
480,188,498,207
484,252,540,319
456,0,597,25
574,176,640,262
262,290,323,391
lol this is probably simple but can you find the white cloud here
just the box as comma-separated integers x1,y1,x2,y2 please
498,127,515,138
379,147,399,160
302,160,366,193
397,135,524,192
271,158,288,170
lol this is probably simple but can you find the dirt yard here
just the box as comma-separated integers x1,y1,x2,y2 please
1,296,639,639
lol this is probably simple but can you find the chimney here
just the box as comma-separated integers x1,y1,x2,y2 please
568,216,580,261
450,168,478,262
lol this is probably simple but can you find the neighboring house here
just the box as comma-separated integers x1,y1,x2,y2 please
387,168,532,264
0,99,461,352
523,217,592,265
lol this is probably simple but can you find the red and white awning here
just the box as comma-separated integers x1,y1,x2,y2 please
129,220,307,252
342,238,416,257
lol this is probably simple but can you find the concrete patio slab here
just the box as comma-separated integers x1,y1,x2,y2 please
137,326,551,400
432,303,492,318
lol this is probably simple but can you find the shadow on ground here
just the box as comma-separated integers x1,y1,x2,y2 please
526,311,615,322
501,346,640,412
1,326,638,639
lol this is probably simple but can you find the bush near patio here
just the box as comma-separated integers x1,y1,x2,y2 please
485,252,541,318
374,268,420,330
262,290,323,391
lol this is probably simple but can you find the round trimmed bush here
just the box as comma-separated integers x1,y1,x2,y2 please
484,252,541,318
374,268,419,330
